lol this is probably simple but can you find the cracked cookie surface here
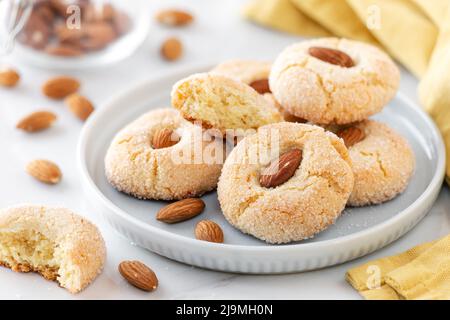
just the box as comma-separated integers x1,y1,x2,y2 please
334,120,415,206
105,108,224,200
269,38,400,125
0,205,106,294
217,122,354,244
211,59,272,86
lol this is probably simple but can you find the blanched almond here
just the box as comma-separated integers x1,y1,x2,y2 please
26,159,62,184
16,111,57,132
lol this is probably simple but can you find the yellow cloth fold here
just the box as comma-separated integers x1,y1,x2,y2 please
243,0,330,36
346,236,450,299
243,0,450,184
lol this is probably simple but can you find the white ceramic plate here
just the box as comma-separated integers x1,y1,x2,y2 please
78,65,446,274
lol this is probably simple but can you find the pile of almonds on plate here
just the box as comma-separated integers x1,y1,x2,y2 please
18,0,130,57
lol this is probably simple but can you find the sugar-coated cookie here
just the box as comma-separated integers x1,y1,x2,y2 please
171,73,283,134
217,122,354,244
211,59,272,94
334,120,415,206
105,108,224,200
263,93,306,123
270,38,400,125
0,205,106,294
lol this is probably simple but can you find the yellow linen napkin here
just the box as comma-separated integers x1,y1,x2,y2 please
419,4,450,185
291,0,379,45
243,0,330,36
346,236,450,299
346,0,438,77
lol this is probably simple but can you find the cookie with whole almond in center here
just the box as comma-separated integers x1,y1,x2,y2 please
270,38,400,125
334,120,415,206
105,108,225,200
217,122,354,244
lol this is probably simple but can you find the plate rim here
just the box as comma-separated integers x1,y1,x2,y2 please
77,64,446,255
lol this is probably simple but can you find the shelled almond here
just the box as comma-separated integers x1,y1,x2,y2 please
16,111,57,133
157,198,205,223
42,76,80,99
156,9,194,27
152,128,180,149
260,149,303,188
337,127,366,147
161,37,183,61
195,220,224,243
0,68,20,87
26,159,62,184
65,94,94,121
118,261,158,292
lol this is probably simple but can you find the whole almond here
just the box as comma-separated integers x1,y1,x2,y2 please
152,128,180,149
337,127,366,148
308,47,354,68
16,111,57,132
65,94,94,121
118,261,158,292
42,76,80,99
26,159,62,184
81,22,117,50
161,37,183,61
157,198,205,224
45,45,84,57
156,9,194,27
195,220,224,243
0,68,20,87
250,79,271,94
260,149,302,188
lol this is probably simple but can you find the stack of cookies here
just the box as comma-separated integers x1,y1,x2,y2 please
105,37,415,245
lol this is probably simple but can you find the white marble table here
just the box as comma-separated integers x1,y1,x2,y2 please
0,0,448,300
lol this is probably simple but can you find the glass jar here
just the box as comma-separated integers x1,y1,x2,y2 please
14,0,150,69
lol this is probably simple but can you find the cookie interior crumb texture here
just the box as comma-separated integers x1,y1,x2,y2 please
0,205,106,294
171,73,283,133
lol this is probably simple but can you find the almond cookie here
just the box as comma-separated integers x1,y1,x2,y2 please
334,120,415,206
0,205,106,294
171,73,283,134
263,93,306,123
105,108,224,200
217,122,354,244
211,59,272,94
270,38,400,125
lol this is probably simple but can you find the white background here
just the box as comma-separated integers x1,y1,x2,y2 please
0,0,449,300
